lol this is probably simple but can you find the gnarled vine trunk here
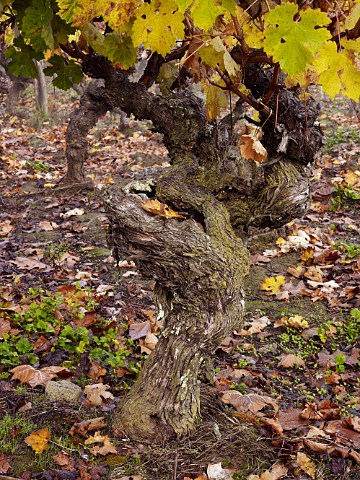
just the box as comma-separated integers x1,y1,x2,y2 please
82,56,323,441
61,79,111,186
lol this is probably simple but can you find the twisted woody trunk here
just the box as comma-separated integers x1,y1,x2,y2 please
80,56,323,442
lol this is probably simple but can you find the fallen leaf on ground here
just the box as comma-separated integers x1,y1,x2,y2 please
83,383,114,406
278,354,305,368
141,198,186,219
221,391,278,416
274,315,309,329
38,221,58,231
61,208,85,217
139,331,158,353
10,256,51,271
0,220,14,236
248,461,288,479
207,461,234,479
0,452,11,474
129,320,151,340
0,319,11,338
235,316,270,335
25,428,50,453
296,452,316,479
260,276,286,295
84,431,117,456
10,365,70,387
52,451,75,470
69,417,107,437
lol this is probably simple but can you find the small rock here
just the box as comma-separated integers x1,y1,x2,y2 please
45,380,82,404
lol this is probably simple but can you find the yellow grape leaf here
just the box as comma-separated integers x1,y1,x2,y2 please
264,4,331,77
300,247,314,263
57,0,135,29
260,275,286,295
296,452,316,479
190,0,221,31
25,428,50,454
202,82,228,120
345,2,360,30
132,0,185,57
238,132,268,164
141,198,186,219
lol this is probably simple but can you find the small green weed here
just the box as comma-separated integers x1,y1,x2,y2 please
334,241,360,259
330,184,360,212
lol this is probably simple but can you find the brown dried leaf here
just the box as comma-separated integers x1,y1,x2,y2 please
129,320,151,340
0,319,11,339
344,416,360,433
278,354,305,369
83,383,114,407
84,431,117,456
296,452,316,479
0,220,14,236
10,256,52,271
52,451,75,470
141,198,186,219
325,420,360,448
261,417,284,435
248,462,288,480
38,221,58,231
221,391,278,416
235,316,270,336
0,452,11,474
238,132,268,164
69,417,107,437
276,408,309,430
10,365,70,387
24,428,50,453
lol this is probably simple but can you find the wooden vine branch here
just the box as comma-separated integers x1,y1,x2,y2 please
262,63,280,105
215,68,271,116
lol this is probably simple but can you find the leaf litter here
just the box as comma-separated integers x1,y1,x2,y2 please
0,89,359,479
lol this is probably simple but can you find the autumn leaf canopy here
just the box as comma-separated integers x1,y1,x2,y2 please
0,0,359,120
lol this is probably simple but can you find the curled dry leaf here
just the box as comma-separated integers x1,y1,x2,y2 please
141,198,186,219
274,315,309,329
69,417,107,437
248,461,288,480
238,130,268,164
277,354,306,369
52,451,75,470
0,452,11,474
235,316,270,336
83,383,114,407
221,391,278,416
296,452,316,479
25,428,50,454
10,365,70,387
0,220,14,236
84,431,117,456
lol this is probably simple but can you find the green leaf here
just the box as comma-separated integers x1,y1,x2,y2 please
5,36,42,78
132,0,185,57
104,32,137,70
43,54,83,89
191,0,221,31
22,0,54,51
264,4,331,76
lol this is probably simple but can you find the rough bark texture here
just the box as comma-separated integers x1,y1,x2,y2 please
106,191,249,442
61,79,111,185
34,60,48,118
83,56,322,441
